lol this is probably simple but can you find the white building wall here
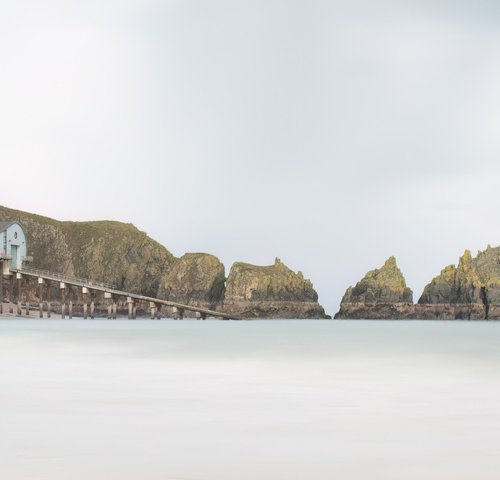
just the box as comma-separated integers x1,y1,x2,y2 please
5,223,27,269
1,230,6,256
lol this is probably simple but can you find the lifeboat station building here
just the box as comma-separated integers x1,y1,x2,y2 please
0,221,28,272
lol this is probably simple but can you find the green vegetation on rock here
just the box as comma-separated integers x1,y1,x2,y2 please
224,258,319,303
0,205,175,297
341,256,413,305
157,253,225,308
223,258,326,318
0,205,327,318
419,246,500,306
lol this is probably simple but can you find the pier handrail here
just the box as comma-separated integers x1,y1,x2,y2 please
16,266,115,290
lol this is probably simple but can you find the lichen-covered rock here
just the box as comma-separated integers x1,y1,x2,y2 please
222,258,327,318
157,253,225,310
335,257,413,319
418,246,500,319
0,205,329,319
341,257,413,304
419,250,483,305
0,205,175,297
473,246,500,306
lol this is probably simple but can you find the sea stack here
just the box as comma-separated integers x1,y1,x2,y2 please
334,256,414,319
418,246,500,319
157,253,226,313
222,258,327,318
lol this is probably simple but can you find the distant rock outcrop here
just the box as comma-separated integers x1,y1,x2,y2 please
419,250,483,305
335,257,414,319
419,247,500,319
157,253,225,312
223,258,327,318
336,247,500,320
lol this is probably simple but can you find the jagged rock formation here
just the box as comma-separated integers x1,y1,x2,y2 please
0,205,327,318
223,258,327,318
336,247,500,320
335,257,414,319
157,253,225,312
419,250,483,304
419,247,500,319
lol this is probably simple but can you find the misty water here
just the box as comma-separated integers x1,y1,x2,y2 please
1,318,500,480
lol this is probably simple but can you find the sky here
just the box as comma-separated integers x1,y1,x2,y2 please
1,0,500,315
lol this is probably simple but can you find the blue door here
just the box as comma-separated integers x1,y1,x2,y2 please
10,245,18,270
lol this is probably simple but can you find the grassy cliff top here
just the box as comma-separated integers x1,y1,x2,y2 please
0,204,175,296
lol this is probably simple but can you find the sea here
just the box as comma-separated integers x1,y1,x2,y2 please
1,318,499,480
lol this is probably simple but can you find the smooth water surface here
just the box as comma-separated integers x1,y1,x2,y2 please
1,318,499,480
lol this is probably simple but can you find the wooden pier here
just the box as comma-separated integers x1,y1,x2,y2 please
1,266,238,320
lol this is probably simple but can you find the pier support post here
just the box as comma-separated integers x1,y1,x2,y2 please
69,300,73,319
90,300,95,319
60,283,66,319
82,287,89,319
0,268,3,314
133,304,137,319
25,301,30,317
112,301,117,320
105,292,112,319
9,275,14,313
149,302,156,320
16,273,22,316
46,283,51,318
127,297,134,320
172,307,184,320
38,277,44,318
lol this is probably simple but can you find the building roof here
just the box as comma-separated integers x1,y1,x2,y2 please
0,221,18,232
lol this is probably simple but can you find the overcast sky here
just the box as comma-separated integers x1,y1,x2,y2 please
1,0,499,314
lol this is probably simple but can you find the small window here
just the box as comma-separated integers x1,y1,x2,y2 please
14,232,17,239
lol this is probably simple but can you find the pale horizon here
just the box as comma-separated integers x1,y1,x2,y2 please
1,1,500,314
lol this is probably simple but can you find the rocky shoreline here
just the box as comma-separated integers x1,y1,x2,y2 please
0,205,327,319
3,203,500,321
335,249,500,320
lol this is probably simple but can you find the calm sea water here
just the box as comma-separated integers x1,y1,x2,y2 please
1,318,499,480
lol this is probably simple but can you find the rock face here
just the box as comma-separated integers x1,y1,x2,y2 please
336,247,500,320
419,247,500,319
157,253,225,311
419,250,483,305
335,257,414,319
0,205,175,297
0,205,327,318
223,258,327,318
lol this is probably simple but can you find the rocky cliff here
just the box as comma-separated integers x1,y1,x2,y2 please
0,205,175,297
418,247,500,319
0,205,327,318
335,257,414,319
335,247,500,320
157,253,225,312
222,258,327,318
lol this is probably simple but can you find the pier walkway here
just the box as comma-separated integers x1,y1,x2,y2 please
5,266,238,320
